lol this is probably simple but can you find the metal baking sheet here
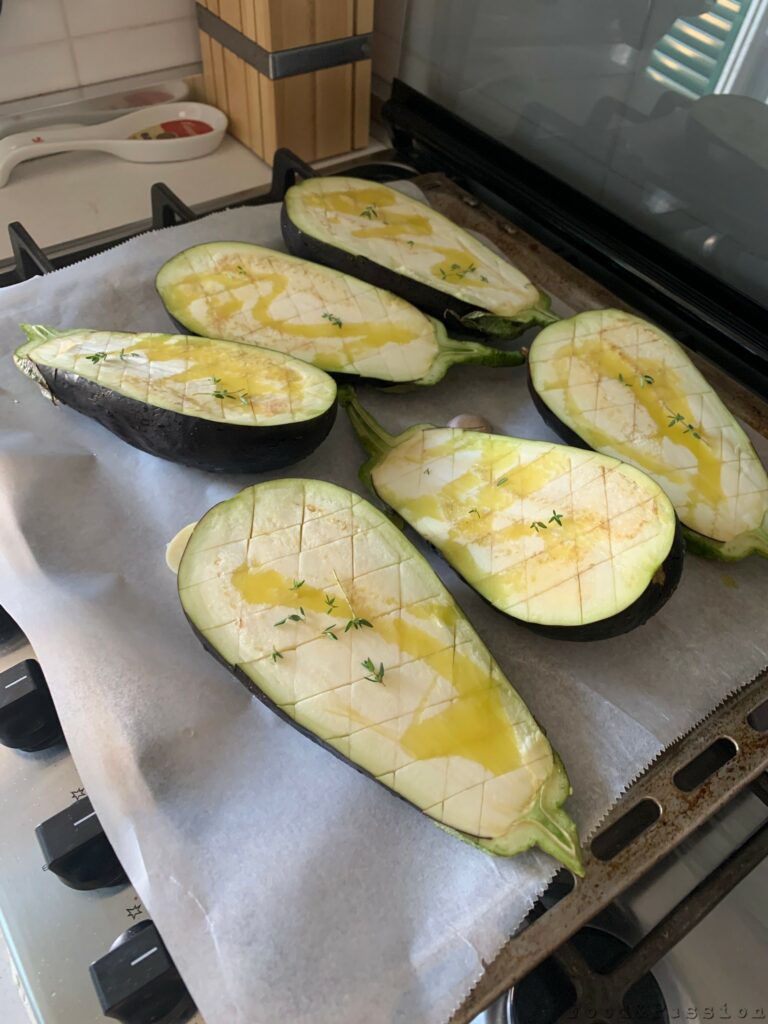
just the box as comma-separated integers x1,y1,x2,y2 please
0,176,766,1024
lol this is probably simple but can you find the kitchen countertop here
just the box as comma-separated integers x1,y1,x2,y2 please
0,126,387,1024
0,131,387,264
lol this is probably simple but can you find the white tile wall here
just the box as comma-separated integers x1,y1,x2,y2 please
62,0,195,38
0,0,68,53
0,40,78,103
0,0,199,104
72,18,201,86
0,0,403,107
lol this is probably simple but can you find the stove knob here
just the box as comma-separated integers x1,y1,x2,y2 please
35,796,128,890
90,920,195,1024
0,604,21,643
0,658,64,752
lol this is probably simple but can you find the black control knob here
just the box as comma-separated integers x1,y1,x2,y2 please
35,796,128,890
0,604,20,643
90,920,195,1024
0,658,64,751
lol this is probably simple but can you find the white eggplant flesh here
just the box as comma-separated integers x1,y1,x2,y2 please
177,479,583,873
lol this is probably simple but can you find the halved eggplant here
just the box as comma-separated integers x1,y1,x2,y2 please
156,241,524,385
342,388,683,640
14,325,337,473
281,176,555,337
528,309,768,560
176,478,583,873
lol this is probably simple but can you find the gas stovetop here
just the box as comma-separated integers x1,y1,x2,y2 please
0,609,203,1024
2,603,766,1024
0,129,766,1024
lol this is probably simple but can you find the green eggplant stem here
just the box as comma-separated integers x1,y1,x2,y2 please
442,336,525,368
338,386,401,461
683,521,768,561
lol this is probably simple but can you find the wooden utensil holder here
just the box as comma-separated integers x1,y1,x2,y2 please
197,1,374,165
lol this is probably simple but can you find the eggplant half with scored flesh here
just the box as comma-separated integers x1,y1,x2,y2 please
156,241,524,385
281,176,555,338
176,477,583,873
528,309,768,560
342,389,683,640
14,325,337,473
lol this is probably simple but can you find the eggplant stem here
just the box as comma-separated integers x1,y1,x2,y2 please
751,525,768,559
442,336,525,368
338,385,400,461
534,306,560,326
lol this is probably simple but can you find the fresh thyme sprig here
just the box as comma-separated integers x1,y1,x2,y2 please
290,579,305,590
360,204,378,219
439,262,477,281
548,510,564,526
666,409,701,439
85,351,108,364
322,625,339,640
362,658,385,684
530,521,548,532
496,476,509,487
468,508,480,517
212,387,249,406
270,647,283,662
618,372,654,388
345,616,373,633
274,607,305,626
330,571,373,634
119,349,140,361
324,593,337,612
322,312,343,328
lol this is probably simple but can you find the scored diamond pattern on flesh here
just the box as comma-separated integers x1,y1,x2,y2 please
178,480,554,841
30,329,333,426
161,244,439,382
288,177,540,317
530,310,768,542
371,428,672,627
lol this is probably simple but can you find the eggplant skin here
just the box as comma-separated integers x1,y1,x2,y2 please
36,364,337,473
280,205,485,329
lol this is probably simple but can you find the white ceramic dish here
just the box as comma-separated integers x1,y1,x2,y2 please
0,102,227,187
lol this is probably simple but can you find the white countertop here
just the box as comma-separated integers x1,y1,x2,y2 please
0,130,389,264
0,134,274,262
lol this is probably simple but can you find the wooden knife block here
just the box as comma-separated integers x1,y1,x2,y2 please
198,0,374,165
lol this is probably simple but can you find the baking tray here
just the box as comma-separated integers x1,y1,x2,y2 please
406,173,768,1023
4,155,767,1024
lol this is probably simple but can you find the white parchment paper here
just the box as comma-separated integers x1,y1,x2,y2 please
0,194,767,1024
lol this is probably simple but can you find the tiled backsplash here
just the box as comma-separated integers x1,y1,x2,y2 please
0,0,200,103
0,0,407,106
